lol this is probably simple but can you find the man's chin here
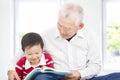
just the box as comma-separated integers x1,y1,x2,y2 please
61,35,69,39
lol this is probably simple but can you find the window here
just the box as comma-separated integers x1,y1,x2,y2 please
14,0,61,53
103,0,120,72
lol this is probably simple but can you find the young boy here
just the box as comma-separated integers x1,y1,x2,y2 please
15,32,54,80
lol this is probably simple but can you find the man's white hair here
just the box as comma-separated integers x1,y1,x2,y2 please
59,3,84,26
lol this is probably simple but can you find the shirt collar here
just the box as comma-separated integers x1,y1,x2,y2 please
24,54,46,69
76,29,84,38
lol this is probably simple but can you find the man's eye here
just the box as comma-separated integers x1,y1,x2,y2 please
36,53,39,54
28,54,32,55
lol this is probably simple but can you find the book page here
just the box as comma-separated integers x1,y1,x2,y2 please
24,67,72,80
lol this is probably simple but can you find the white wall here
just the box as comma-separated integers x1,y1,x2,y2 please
0,0,13,79
0,0,102,79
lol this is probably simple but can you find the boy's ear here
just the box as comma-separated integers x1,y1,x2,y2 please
78,23,84,30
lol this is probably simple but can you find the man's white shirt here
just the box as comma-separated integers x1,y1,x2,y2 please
42,27,101,80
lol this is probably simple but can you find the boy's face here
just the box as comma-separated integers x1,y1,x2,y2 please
24,44,42,66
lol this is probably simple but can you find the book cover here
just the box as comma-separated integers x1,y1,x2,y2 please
24,67,72,80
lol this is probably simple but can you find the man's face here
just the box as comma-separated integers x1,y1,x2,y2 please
57,17,79,39
24,44,42,66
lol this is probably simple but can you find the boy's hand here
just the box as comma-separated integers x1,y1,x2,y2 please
7,70,20,80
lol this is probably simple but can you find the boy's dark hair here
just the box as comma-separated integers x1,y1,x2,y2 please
21,32,44,51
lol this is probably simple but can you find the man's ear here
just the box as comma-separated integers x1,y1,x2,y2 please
78,23,84,30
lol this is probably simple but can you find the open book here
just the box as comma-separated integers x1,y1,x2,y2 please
24,67,72,80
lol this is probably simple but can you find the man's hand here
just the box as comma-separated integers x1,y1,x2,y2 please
65,70,81,80
7,70,20,80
